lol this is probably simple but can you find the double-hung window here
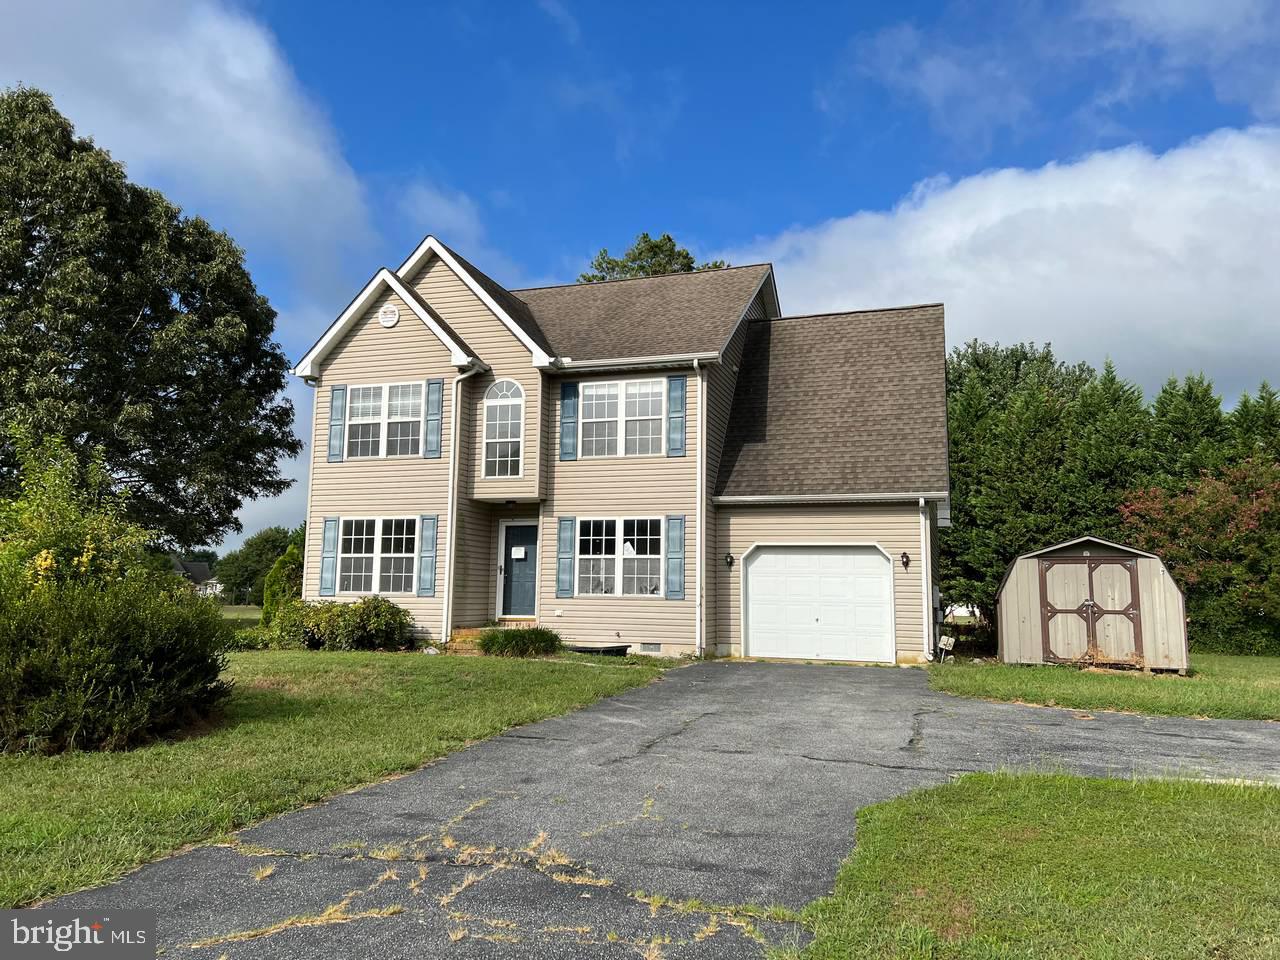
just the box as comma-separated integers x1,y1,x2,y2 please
484,380,523,477
575,517,663,596
338,517,417,594
346,386,383,458
579,379,665,457
345,383,423,459
386,384,423,456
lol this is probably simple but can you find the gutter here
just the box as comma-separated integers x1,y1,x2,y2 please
440,360,488,642
713,492,950,505
694,359,706,657
553,352,720,373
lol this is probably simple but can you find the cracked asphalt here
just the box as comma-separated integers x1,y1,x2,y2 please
51,661,1280,958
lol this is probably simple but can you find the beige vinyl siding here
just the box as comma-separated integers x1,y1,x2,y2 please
538,371,699,652
302,286,456,637
714,503,926,662
406,255,541,501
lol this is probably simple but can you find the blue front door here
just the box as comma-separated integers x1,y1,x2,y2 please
501,524,538,617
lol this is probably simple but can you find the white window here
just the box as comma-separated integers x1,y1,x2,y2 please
621,519,663,595
579,379,665,458
575,517,664,596
338,517,417,594
624,381,664,455
346,386,383,458
345,383,424,459
386,384,422,457
580,383,619,457
484,380,523,477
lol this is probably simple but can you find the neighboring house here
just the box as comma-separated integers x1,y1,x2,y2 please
169,557,221,597
293,236,949,663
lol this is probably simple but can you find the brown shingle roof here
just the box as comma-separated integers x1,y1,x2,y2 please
512,264,773,361
715,305,949,498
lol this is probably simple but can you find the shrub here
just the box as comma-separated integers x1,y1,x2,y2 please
261,543,303,627
477,626,563,657
269,597,414,651
0,572,231,753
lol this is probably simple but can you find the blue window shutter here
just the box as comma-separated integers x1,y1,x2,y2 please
665,515,685,600
417,515,438,597
319,517,339,596
667,376,686,457
556,517,576,597
559,381,578,461
327,386,347,462
424,378,443,459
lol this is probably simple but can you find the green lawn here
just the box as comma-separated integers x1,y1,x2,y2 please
0,650,671,908
928,653,1280,721
781,772,1280,960
220,603,262,628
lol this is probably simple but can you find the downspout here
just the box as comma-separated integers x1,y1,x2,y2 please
441,362,485,642
919,497,934,662
694,360,706,656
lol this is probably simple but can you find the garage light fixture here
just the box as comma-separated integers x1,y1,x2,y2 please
900,552,911,570
724,552,735,568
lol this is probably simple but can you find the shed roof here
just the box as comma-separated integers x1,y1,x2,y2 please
1015,536,1160,561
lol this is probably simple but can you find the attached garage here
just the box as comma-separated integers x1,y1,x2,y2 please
997,536,1188,672
742,544,895,663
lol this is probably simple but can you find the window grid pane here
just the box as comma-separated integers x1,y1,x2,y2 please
348,386,382,421
484,390,523,477
622,519,663,595
386,384,422,419
339,518,376,592
378,518,417,594
623,380,663,456
346,422,380,458
580,383,619,457
386,420,420,457
576,519,616,595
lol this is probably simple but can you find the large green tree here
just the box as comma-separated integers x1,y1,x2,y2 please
1147,374,1229,487
215,526,292,606
0,87,300,547
1229,382,1280,465
578,232,727,282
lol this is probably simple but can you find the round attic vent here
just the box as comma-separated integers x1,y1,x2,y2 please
378,304,399,328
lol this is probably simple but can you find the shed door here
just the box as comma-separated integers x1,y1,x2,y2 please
1040,559,1144,665
744,546,893,663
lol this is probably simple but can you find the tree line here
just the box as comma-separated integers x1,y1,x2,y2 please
943,341,1279,653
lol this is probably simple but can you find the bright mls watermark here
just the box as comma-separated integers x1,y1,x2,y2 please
2,911,155,958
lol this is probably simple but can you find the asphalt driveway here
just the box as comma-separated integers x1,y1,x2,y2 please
53,661,1280,958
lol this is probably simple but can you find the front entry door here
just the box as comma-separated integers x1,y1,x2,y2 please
500,524,538,617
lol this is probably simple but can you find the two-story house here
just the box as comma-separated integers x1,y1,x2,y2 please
293,236,949,663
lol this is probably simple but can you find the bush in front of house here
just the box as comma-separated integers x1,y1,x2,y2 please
477,626,563,657
0,571,232,752
269,597,414,651
0,435,231,753
260,543,303,627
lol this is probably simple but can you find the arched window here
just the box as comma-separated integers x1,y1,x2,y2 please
484,380,523,477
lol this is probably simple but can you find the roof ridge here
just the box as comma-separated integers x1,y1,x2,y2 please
756,303,944,322
511,262,771,293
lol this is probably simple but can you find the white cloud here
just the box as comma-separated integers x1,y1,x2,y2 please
537,0,582,44
820,23,1034,151
1084,0,1280,118
0,0,373,310
721,127,1280,399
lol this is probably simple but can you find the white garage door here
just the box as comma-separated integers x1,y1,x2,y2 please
744,546,894,663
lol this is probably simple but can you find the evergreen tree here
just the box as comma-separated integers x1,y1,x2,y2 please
1148,374,1229,487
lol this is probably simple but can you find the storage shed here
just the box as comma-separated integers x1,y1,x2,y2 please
997,536,1187,672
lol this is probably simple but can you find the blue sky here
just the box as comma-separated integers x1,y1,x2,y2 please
3,0,1280,547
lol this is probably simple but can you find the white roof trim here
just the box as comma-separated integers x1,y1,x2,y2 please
714,492,949,504
556,352,720,372
1017,535,1160,560
397,235,554,368
293,269,473,378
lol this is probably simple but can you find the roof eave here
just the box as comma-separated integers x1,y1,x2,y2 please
713,492,950,505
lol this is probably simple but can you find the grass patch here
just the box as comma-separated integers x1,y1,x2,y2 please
929,653,1280,720
782,772,1280,960
0,650,670,907
221,604,263,628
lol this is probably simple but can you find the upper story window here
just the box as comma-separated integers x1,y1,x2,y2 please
484,380,523,477
580,379,665,458
345,383,423,459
